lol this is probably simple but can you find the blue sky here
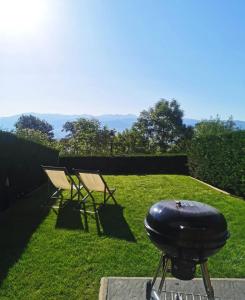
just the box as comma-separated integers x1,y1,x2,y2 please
0,0,244,120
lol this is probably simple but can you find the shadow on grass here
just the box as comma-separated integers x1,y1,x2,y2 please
98,204,136,242
55,200,85,230
0,185,52,286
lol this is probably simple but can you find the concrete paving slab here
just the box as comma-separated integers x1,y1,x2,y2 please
99,277,245,300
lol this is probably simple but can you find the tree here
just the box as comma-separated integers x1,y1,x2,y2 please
133,99,186,152
62,118,112,155
15,115,54,139
194,116,236,138
113,128,148,155
170,125,194,152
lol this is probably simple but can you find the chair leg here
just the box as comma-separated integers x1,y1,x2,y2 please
91,196,101,235
70,186,73,201
59,191,65,207
82,201,89,232
77,192,101,234
43,187,61,208
70,185,82,201
110,191,117,204
105,190,117,205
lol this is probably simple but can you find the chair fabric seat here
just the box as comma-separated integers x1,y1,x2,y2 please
44,169,71,190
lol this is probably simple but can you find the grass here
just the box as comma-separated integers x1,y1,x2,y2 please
0,175,244,300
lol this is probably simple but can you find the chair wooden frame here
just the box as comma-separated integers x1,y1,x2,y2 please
42,165,83,208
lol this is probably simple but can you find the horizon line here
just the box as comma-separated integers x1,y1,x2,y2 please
0,112,244,122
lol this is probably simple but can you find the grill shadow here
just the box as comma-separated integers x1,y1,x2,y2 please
98,204,136,242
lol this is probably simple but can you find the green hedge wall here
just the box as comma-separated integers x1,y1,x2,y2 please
188,131,245,196
60,155,189,175
0,131,59,210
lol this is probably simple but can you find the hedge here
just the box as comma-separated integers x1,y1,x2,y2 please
60,155,188,175
0,131,59,210
188,131,245,196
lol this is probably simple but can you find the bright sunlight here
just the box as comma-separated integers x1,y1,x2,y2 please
0,0,48,36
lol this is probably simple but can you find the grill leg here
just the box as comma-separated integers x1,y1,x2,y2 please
158,256,170,294
146,253,170,300
152,252,165,288
200,262,215,300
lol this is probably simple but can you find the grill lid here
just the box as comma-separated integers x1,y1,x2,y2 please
145,200,229,249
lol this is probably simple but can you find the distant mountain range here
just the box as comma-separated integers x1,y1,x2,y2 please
0,113,244,139
0,113,138,138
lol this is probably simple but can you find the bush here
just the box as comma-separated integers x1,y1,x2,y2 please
188,131,245,196
0,131,59,210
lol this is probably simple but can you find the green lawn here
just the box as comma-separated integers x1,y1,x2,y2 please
0,175,244,300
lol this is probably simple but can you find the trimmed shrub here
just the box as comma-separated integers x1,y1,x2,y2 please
0,131,59,210
188,131,245,196
60,155,188,175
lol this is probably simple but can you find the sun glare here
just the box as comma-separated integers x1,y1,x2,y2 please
0,0,48,36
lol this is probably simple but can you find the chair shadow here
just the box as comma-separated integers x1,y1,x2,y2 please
98,204,136,242
55,200,85,231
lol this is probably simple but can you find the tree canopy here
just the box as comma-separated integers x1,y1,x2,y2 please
132,99,187,152
194,116,236,138
62,118,112,155
15,115,54,139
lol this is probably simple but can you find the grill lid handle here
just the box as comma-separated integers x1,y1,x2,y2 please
175,200,182,208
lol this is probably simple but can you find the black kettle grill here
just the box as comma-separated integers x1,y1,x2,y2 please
145,200,229,300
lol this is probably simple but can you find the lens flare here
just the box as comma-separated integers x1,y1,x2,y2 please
0,0,48,36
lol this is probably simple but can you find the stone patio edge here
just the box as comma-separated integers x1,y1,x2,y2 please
99,277,109,300
98,277,245,300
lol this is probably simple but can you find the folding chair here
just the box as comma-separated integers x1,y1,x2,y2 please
73,169,117,233
41,166,83,209
73,169,117,207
